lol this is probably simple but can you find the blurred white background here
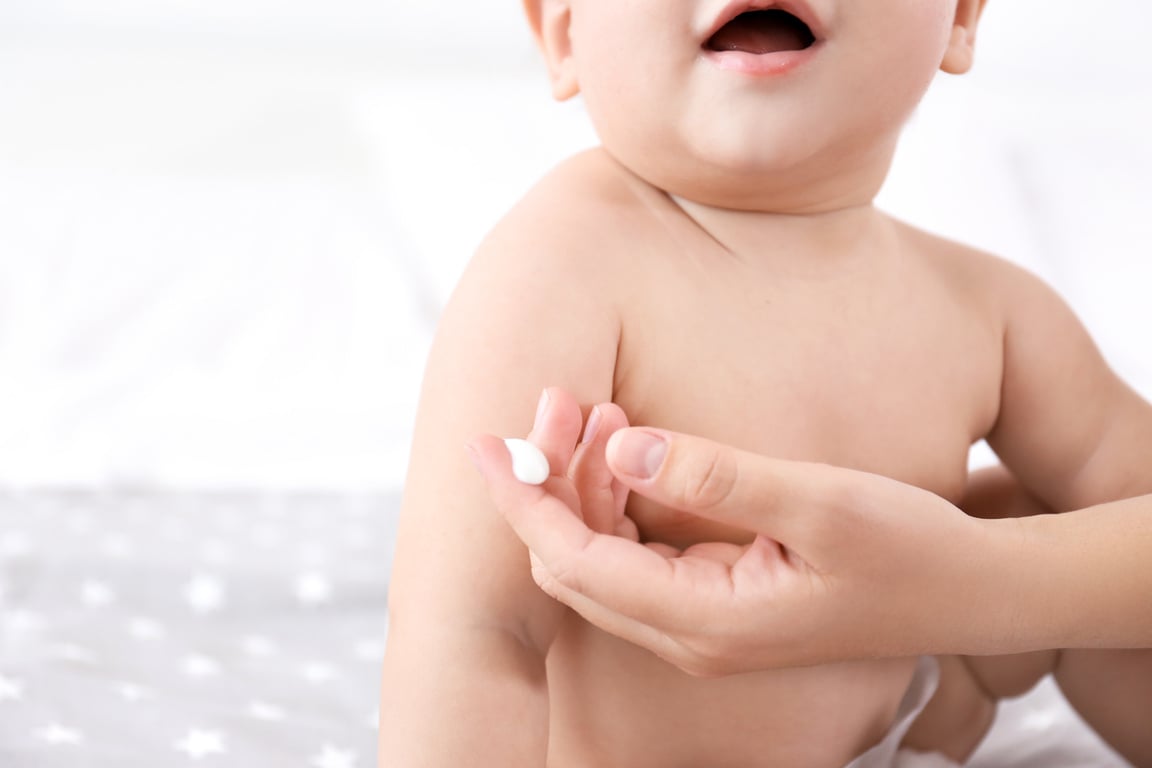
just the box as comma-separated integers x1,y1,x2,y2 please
1,0,1150,491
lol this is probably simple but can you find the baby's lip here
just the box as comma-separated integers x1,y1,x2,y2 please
702,0,826,46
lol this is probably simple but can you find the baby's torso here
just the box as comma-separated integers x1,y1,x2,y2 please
540,152,1005,768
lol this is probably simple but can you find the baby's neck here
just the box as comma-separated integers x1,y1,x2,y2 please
668,195,891,268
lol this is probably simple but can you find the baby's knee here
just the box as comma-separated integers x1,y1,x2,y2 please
902,656,997,763
961,649,1060,699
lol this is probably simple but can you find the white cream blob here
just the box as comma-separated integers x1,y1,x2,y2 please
503,438,550,485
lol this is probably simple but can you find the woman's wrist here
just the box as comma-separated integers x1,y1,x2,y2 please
978,500,1152,651
964,515,1063,654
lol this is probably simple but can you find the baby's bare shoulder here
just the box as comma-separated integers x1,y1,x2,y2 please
444,149,652,346
479,149,661,270
892,218,1048,305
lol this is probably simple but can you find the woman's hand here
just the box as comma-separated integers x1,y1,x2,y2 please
470,389,1026,674
474,386,639,539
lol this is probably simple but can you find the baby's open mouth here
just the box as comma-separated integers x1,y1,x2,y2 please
705,9,815,54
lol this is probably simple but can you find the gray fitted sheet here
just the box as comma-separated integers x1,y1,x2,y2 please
0,489,394,767
0,488,1131,766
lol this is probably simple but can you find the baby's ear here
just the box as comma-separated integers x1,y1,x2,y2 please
940,0,988,74
522,0,579,100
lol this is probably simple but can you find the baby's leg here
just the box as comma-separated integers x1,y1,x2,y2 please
1053,649,1152,767
910,650,1152,766
901,650,1058,762
963,648,1152,767
899,655,997,763
962,649,1062,700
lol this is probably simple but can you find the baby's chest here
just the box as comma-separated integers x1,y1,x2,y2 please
611,283,1001,545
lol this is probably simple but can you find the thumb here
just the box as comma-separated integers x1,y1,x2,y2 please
605,428,850,554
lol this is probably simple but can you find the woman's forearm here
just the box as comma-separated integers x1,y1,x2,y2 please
986,497,1152,652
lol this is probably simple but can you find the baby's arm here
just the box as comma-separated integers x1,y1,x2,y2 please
988,268,1152,512
979,266,1152,766
378,200,621,765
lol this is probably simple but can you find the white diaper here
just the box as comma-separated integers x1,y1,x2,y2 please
843,657,960,768
891,750,962,768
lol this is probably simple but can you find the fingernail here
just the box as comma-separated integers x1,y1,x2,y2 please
534,389,550,426
581,406,602,444
613,430,667,479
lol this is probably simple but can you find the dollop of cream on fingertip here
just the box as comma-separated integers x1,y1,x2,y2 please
503,438,550,485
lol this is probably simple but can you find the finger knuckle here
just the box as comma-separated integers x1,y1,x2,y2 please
672,634,730,678
531,565,563,601
660,643,708,677
680,651,727,679
532,551,583,600
677,445,737,511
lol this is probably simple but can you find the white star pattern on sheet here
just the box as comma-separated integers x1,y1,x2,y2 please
3,485,400,764
128,616,166,640
247,700,286,721
35,723,84,745
300,661,338,684
241,634,278,657
295,572,332,605
80,579,116,607
185,573,226,614
50,643,96,665
116,682,149,702
2,608,44,634
174,729,226,759
99,532,133,559
0,674,25,702
353,638,385,662
181,654,222,679
310,744,358,768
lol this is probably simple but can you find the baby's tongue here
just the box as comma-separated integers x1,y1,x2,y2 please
707,12,810,54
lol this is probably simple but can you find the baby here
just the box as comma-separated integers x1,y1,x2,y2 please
380,0,1152,765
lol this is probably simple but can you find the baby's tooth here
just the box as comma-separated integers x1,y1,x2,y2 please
503,438,550,485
